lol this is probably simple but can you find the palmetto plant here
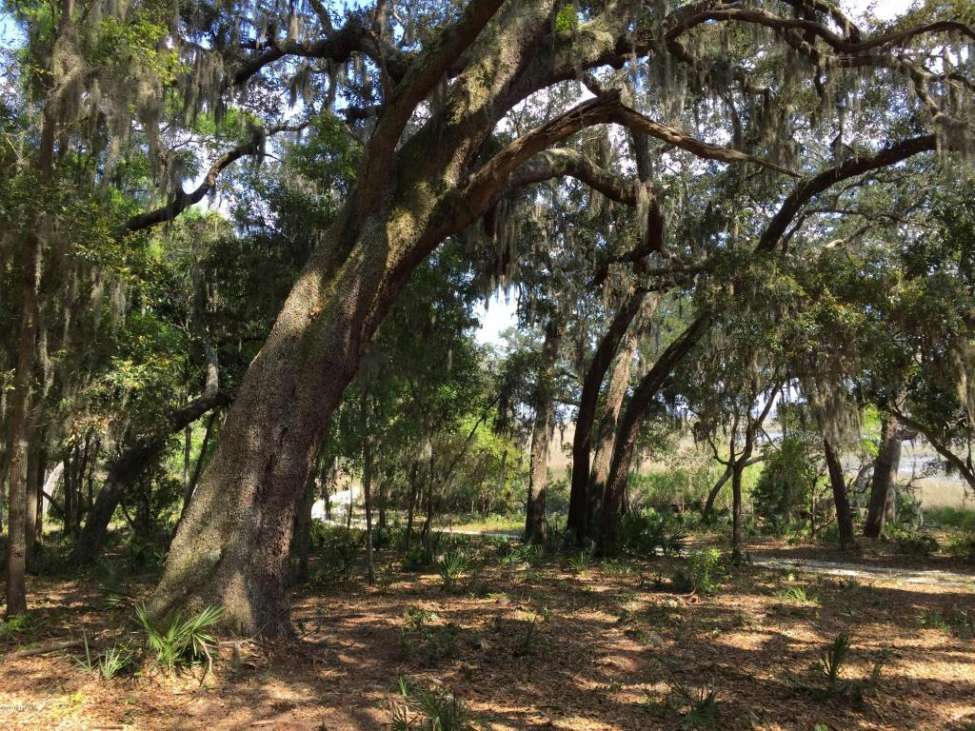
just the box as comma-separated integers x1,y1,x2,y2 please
437,551,469,592
820,633,851,691
98,642,135,679
135,604,223,674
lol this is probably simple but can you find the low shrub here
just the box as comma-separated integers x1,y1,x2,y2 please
135,604,222,673
672,548,723,595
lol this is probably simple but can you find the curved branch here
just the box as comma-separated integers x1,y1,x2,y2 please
758,134,936,251
232,16,408,87
507,148,637,204
121,124,304,234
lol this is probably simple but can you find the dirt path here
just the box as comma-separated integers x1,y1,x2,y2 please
324,519,975,592
748,555,975,590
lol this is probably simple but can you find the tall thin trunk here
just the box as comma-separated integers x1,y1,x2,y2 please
864,415,901,538
182,424,192,499
525,320,562,545
5,170,46,618
25,437,44,563
361,386,376,584
823,437,856,550
378,465,387,533
731,460,745,561
405,459,420,549
363,437,375,584
567,291,645,544
291,469,317,585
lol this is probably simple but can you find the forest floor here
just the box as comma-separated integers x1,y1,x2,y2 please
1,537,974,730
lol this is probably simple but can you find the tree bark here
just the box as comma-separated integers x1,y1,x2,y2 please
731,459,746,561
587,322,640,536
290,469,317,585
143,1,942,633
823,437,856,550
599,315,711,554
864,414,901,538
524,319,562,544
567,291,644,544
5,210,42,619
25,437,45,563
405,459,420,549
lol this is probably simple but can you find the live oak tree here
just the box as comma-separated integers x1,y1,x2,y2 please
154,0,975,632
3,0,973,630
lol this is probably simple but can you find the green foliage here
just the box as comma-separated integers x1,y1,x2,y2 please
918,607,975,639
924,507,975,531
0,613,35,641
390,676,472,731
97,642,136,679
437,551,470,592
819,633,851,691
399,607,459,666
673,548,723,595
752,437,818,534
777,585,818,604
618,508,687,557
887,527,939,557
135,604,222,673
566,550,592,573
668,677,721,729
947,533,975,562
311,525,361,582
553,3,579,33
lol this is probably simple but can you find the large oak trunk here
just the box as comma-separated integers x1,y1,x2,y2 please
566,292,643,544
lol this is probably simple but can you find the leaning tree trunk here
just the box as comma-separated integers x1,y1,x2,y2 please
73,391,229,563
524,320,562,545
864,415,901,538
599,315,711,555
567,291,644,544
823,437,856,550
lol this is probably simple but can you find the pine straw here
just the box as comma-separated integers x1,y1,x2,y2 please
1,550,974,730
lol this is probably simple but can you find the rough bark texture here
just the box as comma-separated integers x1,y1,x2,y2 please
524,320,562,544
864,415,901,538
5,228,41,618
25,438,44,562
145,1,951,634
150,1,568,634
823,437,856,550
731,460,746,560
566,291,644,544
587,323,640,535
599,315,711,554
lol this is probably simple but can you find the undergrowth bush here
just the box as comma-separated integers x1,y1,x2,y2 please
672,548,723,595
618,508,687,557
135,604,222,673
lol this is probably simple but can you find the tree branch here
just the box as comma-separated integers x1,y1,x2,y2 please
121,124,304,235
